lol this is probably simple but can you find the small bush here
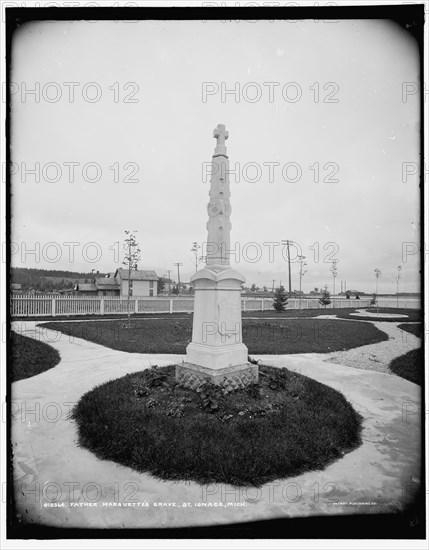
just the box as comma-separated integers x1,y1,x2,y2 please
196,381,227,412
319,286,332,308
273,285,288,312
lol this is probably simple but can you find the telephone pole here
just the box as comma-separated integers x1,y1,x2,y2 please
298,255,307,310
167,269,171,295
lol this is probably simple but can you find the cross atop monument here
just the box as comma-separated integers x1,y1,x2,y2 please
214,123,229,146
213,124,229,157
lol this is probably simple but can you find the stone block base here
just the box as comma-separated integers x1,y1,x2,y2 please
176,362,259,392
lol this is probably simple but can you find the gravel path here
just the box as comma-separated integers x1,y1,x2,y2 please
324,321,421,373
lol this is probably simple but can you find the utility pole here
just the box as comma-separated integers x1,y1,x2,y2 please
298,255,307,310
272,279,275,294
281,240,293,296
174,263,183,295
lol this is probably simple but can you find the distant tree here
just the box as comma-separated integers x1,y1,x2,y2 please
122,230,141,327
262,286,268,292
345,290,351,299
45,279,54,291
319,285,332,309
158,278,166,294
251,283,256,292
273,285,288,312
191,241,202,273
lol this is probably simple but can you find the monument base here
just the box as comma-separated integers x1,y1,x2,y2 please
176,362,259,392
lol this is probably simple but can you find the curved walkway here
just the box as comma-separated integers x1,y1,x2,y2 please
323,321,421,374
11,322,421,529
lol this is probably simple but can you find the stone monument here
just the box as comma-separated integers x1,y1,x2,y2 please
176,124,259,391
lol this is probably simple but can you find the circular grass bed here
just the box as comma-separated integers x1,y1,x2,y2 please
335,308,421,323
389,348,422,385
72,365,362,486
398,323,422,338
40,317,388,355
11,332,61,382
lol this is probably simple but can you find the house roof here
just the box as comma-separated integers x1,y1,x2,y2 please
77,283,97,292
96,278,120,288
115,268,159,281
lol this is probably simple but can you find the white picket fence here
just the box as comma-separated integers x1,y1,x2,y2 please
10,294,373,318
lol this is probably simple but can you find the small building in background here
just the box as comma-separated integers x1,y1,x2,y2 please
72,269,159,297
95,276,120,296
75,283,98,296
114,268,159,297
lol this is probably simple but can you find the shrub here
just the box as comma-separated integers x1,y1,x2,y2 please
319,286,331,308
273,285,288,312
196,381,227,412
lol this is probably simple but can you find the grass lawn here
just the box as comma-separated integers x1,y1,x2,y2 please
40,317,388,355
242,308,357,318
242,307,421,321
72,364,362,486
11,312,190,322
334,308,422,323
389,348,422,385
11,332,61,382
398,323,423,338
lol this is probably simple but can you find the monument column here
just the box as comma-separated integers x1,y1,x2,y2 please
176,124,258,391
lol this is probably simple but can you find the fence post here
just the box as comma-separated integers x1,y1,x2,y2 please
243,298,246,312
261,299,264,311
52,297,56,317
135,299,138,314
169,299,173,314
100,297,104,316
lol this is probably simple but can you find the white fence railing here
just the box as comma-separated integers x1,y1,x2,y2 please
10,294,376,318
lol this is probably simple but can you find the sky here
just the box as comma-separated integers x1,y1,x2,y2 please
9,17,421,293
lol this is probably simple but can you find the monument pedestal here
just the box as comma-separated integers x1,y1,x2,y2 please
176,362,258,392
176,265,258,391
